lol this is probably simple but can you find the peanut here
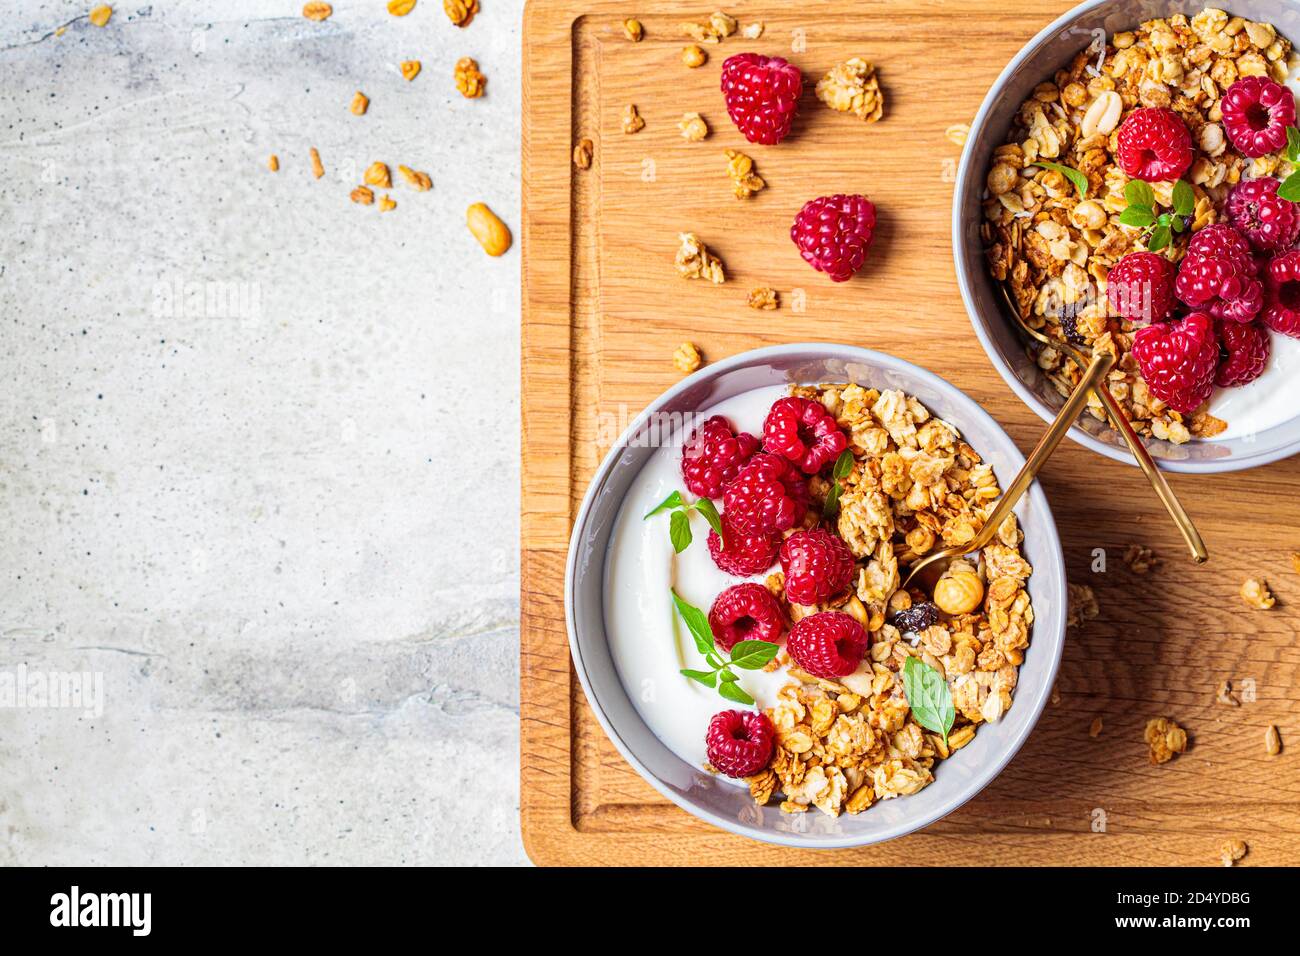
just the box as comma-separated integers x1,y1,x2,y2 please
622,18,643,42
933,568,984,615
1080,91,1122,138
682,45,707,68
466,202,511,256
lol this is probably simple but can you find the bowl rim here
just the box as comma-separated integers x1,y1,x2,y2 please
563,342,1068,848
951,0,1300,475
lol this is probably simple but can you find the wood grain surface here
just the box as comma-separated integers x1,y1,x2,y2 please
520,0,1300,866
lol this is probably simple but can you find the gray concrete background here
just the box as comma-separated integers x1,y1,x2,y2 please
0,0,526,865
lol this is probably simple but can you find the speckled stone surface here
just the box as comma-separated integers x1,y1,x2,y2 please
0,0,525,865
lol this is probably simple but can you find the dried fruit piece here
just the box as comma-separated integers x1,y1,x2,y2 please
724,148,764,198
890,601,940,633
673,341,702,374
363,162,391,188
388,0,416,15
309,147,324,179
350,186,375,205
267,154,279,172
573,138,593,169
350,91,369,115
682,45,707,68
621,103,644,134
455,57,485,98
302,1,331,20
89,4,112,26
397,165,431,191
815,57,884,123
622,18,643,42
444,0,477,28
678,112,708,142
400,60,421,81
674,232,724,283
465,202,511,256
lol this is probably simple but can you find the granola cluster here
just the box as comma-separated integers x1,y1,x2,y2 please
744,384,1034,816
982,8,1294,444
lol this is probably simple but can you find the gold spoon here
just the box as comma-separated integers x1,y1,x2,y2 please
997,284,1207,565
901,345,1115,592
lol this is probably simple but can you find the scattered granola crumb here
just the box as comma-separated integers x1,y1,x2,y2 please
1088,716,1104,738
388,0,416,15
1050,685,1061,706
455,57,486,98
1144,716,1188,765
309,147,324,179
621,104,644,134
443,0,477,28
400,60,421,82
815,57,884,123
1265,724,1281,756
724,148,765,198
681,11,736,45
1220,839,1248,867
741,21,763,39
1241,577,1275,610
350,185,375,205
945,123,970,146
1291,552,1300,575
573,138,593,170
88,5,112,27
674,232,725,283
363,162,392,189
622,18,643,42
1190,411,1228,438
1066,582,1099,628
55,26,66,37
378,194,397,213
1123,544,1158,574
350,91,369,116
747,287,778,310
267,154,279,173
302,1,332,20
1216,680,1239,707
682,45,707,68
397,165,432,191
678,112,709,142
673,341,703,374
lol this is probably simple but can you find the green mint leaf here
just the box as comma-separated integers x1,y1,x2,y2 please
680,668,717,688
644,490,685,518
832,448,855,480
1124,179,1155,208
1032,161,1088,198
705,651,726,669
718,680,755,706
822,482,843,519
717,669,740,683
1278,171,1300,203
727,640,779,670
1287,126,1300,164
901,655,955,745
1119,205,1155,228
671,589,715,657
1146,224,1172,252
669,509,692,553
1171,216,1187,234
1171,179,1195,217
692,496,724,537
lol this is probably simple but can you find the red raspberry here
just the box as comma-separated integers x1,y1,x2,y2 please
790,194,877,282
1226,178,1300,252
762,396,848,474
786,611,868,679
1115,107,1193,182
1215,320,1271,387
1221,76,1297,159
707,514,781,577
1263,250,1300,338
719,53,802,146
705,709,774,778
779,529,855,606
1174,254,1263,324
722,453,809,536
1131,312,1219,414
707,583,785,653
1186,224,1257,274
1105,252,1176,323
680,415,759,498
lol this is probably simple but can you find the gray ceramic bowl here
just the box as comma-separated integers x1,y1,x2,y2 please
564,344,1067,848
954,0,1300,473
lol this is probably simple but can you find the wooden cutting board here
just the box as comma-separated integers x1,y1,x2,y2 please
520,0,1300,866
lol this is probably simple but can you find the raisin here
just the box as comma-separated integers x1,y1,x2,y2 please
1059,313,1088,346
890,601,940,632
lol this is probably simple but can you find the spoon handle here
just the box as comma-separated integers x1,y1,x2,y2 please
970,348,1115,552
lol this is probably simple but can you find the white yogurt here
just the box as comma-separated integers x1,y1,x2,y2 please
1208,331,1300,441
602,385,795,775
